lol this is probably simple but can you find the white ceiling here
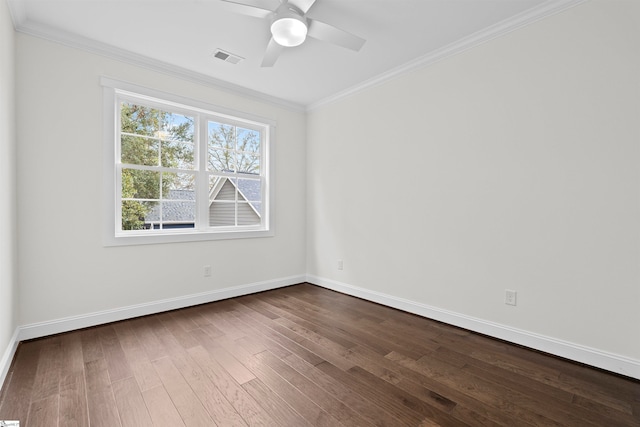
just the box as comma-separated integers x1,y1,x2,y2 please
7,0,582,109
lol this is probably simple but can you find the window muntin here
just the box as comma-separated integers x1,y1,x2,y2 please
110,89,272,243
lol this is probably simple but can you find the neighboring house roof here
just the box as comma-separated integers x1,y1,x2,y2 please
235,178,262,215
145,189,195,223
144,178,261,224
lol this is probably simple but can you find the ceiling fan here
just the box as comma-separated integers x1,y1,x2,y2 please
220,0,366,67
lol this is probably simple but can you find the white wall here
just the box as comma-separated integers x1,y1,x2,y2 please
0,0,18,384
15,34,307,326
307,0,639,363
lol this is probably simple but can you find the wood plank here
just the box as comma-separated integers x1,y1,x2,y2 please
388,351,566,427
433,346,573,402
571,393,640,427
187,345,278,427
232,304,352,370
0,340,43,422
59,371,89,427
197,307,248,341
80,327,105,363
59,332,85,376
282,353,408,427
141,385,185,427
315,360,424,426
112,377,154,427
26,395,59,427
170,351,249,426
384,355,532,427
242,378,312,427
169,307,203,331
157,312,200,349
191,328,256,385
99,326,134,383
258,295,360,348
152,356,216,425
256,350,375,427
262,292,434,359
141,315,188,358
58,331,90,427
243,351,342,427
112,322,162,392
130,317,170,362
30,336,63,402
84,358,121,427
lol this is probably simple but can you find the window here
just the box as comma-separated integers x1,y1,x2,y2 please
102,78,274,245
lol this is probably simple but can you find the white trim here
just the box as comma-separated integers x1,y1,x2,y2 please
6,0,26,30
306,275,640,380
8,0,586,111
11,20,304,112
17,275,305,342
307,0,588,111
102,78,275,246
0,328,20,391
100,77,278,128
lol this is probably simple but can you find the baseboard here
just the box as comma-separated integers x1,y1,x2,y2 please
0,328,20,392
306,275,640,380
16,275,305,342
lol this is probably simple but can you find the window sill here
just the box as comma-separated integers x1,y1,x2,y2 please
104,228,275,246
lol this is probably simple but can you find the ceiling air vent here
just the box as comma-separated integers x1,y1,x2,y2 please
213,49,243,64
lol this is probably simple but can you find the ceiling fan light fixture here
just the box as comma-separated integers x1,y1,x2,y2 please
271,12,307,47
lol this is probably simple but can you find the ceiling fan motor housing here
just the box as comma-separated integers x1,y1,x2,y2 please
270,5,308,47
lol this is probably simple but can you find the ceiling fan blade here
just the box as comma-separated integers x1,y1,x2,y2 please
219,0,279,18
261,37,285,67
288,0,318,14
307,19,366,51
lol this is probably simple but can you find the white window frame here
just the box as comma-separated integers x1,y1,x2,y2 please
102,77,275,246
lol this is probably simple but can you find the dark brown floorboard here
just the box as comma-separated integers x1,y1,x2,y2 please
1,283,638,426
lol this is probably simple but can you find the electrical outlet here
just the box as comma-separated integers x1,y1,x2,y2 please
505,289,517,306
337,260,343,270
203,265,212,277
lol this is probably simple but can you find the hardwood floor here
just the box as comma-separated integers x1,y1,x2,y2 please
1,283,638,426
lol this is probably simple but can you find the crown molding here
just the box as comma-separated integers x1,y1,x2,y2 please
7,12,305,113
307,0,589,112
7,0,587,112
6,0,26,30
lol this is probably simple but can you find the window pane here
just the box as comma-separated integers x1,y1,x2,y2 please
159,173,196,227
161,140,194,169
122,168,160,200
208,121,235,150
238,202,260,225
162,201,195,224
121,103,163,137
141,201,159,222
121,135,158,166
209,176,236,201
161,112,194,143
236,153,260,175
121,200,154,230
209,202,235,226
238,178,261,218
163,173,195,200
237,128,260,154
209,176,236,226
209,148,235,172
237,178,261,203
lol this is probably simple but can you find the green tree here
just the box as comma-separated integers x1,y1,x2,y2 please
120,103,193,230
